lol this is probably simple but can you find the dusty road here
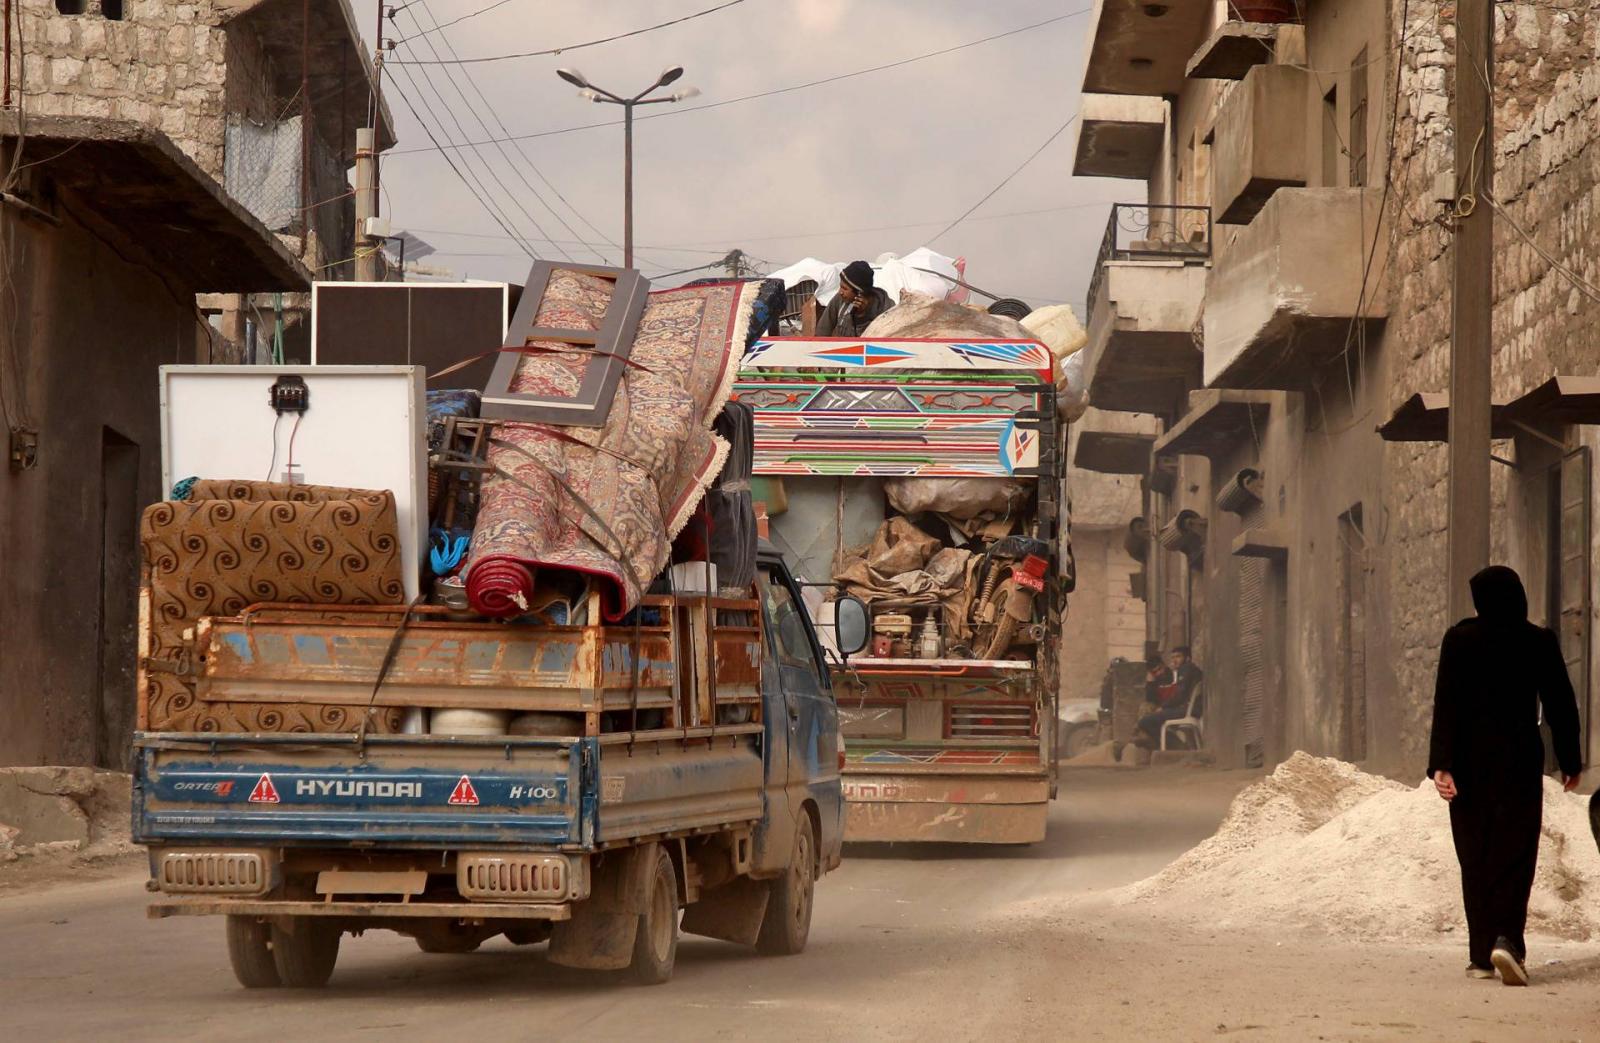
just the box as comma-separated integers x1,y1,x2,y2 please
4,767,1598,1042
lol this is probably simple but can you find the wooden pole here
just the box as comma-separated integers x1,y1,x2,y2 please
1447,0,1493,622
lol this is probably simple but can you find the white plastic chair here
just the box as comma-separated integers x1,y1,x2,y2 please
1159,682,1205,752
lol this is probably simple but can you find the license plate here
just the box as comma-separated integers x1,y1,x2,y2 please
1014,571,1045,592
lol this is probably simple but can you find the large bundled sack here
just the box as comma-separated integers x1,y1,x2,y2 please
141,481,406,734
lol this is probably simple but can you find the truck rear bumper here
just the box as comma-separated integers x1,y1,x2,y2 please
148,898,572,921
841,775,1049,844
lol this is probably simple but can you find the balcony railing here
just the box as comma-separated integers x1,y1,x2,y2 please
1087,203,1213,316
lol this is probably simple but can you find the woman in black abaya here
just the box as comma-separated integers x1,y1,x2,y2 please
1427,565,1583,986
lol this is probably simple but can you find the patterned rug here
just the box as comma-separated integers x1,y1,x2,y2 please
467,270,755,620
141,484,406,734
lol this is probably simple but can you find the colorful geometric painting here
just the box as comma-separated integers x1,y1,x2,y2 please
741,337,1053,375
731,378,1049,477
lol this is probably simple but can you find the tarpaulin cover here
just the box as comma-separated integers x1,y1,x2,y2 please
466,270,755,620
141,482,406,734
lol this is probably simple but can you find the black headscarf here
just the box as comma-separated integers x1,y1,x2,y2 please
1469,565,1529,625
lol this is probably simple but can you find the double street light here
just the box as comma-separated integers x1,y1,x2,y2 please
556,66,700,269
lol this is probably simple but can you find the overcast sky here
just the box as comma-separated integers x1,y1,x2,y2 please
352,0,1127,312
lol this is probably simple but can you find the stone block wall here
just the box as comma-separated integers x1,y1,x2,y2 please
1383,0,1600,771
12,0,235,177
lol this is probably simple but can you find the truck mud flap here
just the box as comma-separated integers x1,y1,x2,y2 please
547,842,657,971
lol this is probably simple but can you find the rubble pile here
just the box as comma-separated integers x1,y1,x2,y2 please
0,767,135,870
1120,753,1600,941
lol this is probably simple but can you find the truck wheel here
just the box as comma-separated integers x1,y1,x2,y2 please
757,818,815,956
628,846,679,986
225,915,281,988
270,917,341,988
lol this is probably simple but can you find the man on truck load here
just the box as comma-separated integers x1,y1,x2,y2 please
1135,646,1203,748
817,260,893,337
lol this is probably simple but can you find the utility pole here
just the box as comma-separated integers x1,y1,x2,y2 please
354,7,386,282
1446,0,1493,621
354,127,379,281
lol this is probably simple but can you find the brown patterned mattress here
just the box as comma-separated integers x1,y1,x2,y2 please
139,482,406,734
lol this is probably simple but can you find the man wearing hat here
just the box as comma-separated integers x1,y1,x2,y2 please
817,260,894,337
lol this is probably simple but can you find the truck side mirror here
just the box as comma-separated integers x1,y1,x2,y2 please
834,596,870,657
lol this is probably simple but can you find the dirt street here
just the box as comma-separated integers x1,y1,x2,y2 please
3,767,1597,1042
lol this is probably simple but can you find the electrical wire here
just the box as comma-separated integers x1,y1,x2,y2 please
287,414,303,478
385,75,539,260
391,0,749,65
386,8,1093,155
265,412,285,481
926,114,1078,246
394,6,572,262
393,0,519,43
407,1,613,263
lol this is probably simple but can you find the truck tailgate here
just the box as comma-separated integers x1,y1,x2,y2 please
134,734,592,849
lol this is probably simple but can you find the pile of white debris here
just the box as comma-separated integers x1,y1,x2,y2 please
1118,752,1600,941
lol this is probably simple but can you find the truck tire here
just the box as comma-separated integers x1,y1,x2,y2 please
627,845,679,985
757,818,815,956
270,917,341,988
503,923,552,946
225,915,281,988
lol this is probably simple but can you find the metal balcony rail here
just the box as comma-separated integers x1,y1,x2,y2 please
1086,203,1213,314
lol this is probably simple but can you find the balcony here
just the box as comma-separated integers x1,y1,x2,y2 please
1187,21,1302,81
1212,64,1309,225
1081,0,1218,97
1203,188,1389,390
1082,204,1211,416
1073,94,1168,180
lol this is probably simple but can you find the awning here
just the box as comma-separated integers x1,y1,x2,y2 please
1233,527,1288,561
1,114,310,292
1073,430,1155,475
1504,375,1600,426
1153,389,1273,459
1377,392,1514,441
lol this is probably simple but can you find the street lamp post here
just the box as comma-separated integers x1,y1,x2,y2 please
556,66,700,270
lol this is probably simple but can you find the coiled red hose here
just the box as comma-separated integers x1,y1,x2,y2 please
466,556,537,618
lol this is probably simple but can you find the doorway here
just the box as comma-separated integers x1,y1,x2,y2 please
97,428,140,771
1337,505,1368,762
1546,449,1591,762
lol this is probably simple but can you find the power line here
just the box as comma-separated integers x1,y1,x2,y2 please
385,75,538,260
409,1,618,264
389,61,546,258
401,200,1121,255
927,114,1079,245
387,8,1093,156
393,0,519,44
391,0,749,65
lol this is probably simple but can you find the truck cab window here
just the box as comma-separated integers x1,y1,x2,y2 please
758,566,822,678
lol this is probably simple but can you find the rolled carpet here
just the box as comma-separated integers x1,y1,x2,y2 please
466,270,755,620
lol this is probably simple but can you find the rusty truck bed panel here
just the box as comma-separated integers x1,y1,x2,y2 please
592,736,764,844
196,612,761,712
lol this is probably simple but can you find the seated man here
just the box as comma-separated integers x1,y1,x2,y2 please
817,260,893,337
1135,646,1203,748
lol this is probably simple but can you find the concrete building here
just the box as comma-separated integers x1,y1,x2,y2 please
1070,0,1600,778
0,0,383,767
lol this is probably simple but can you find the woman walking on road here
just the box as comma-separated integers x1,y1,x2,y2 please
1427,565,1583,986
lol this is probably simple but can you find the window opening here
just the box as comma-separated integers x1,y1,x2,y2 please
1349,47,1369,187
